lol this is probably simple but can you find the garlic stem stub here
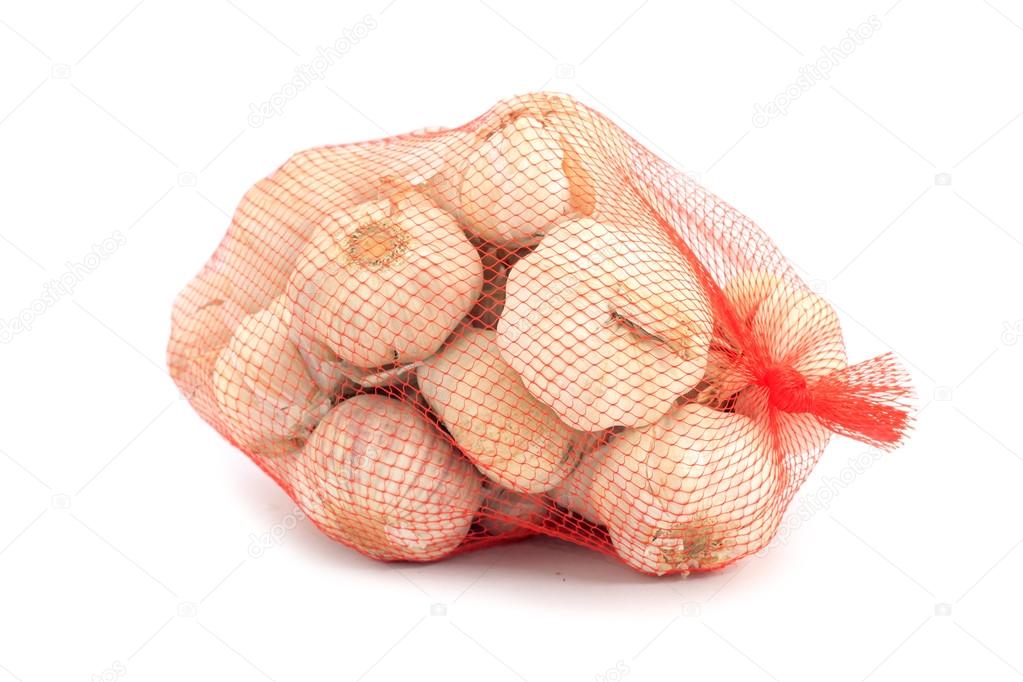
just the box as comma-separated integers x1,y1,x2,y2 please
496,217,713,431
418,327,584,494
287,190,483,369
459,115,574,246
212,297,331,455
294,394,484,561
592,403,779,575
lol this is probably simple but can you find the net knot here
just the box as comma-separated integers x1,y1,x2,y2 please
760,365,812,413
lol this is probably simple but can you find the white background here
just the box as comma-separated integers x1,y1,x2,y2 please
1,1,1021,680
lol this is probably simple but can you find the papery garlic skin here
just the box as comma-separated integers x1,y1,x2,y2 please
212,297,331,454
593,403,779,575
459,115,572,246
294,395,484,561
497,217,713,431
418,327,582,494
287,191,483,368
478,483,547,535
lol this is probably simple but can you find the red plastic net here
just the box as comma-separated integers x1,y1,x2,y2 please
167,92,913,575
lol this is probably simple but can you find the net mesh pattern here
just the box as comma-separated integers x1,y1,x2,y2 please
168,92,913,575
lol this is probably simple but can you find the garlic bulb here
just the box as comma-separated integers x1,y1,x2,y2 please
733,388,832,459
592,403,778,575
168,269,246,389
478,483,547,535
751,283,846,378
213,177,324,315
496,217,713,431
212,296,332,455
697,271,845,408
220,141,468,315
287,190,483,368
720,271,783,340
294,394,483,561
418,327,582,493
459,115,573,246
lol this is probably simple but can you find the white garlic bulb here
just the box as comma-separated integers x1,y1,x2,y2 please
697,271,846,408
212,296,332,455
751,283,846,378
418,327,582,494
294,394,484,561
168,269,246,390
221,141,471,313
287,190,483,369
496,217,713,431
592,403,778,575
720,271,783,338
459,115,573,246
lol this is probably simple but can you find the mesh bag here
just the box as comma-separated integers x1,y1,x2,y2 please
168,92,913,575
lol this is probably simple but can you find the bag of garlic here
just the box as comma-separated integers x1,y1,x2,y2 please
168,92,914,576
